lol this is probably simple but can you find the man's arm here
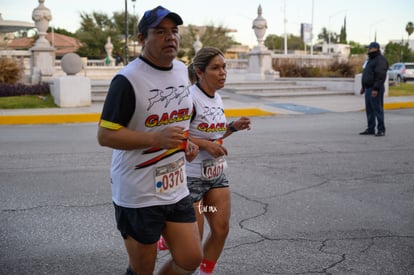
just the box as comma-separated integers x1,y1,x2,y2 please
373,56,388,90
97,125,186,151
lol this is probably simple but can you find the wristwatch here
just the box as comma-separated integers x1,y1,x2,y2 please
229,121,238,132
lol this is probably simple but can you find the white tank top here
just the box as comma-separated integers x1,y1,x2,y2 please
111,58,193,208
186,84,227,178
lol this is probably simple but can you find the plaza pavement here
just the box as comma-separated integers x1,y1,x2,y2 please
1,91,414,125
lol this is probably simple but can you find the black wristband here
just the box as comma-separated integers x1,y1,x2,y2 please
229,121,238,132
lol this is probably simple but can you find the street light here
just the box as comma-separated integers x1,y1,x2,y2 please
310,0,314,55
132,0,136,58
283,0,287,55
124,0,129,64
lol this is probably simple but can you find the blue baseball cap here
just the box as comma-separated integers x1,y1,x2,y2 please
138,6,183,35
366,41,380,49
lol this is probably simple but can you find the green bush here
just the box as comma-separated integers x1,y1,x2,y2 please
0,83,50,97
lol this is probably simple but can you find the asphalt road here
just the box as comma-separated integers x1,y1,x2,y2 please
1,110,413,275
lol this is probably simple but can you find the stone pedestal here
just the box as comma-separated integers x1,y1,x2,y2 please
52,76,91,107
247,5,279,81
51,52,91,107
247,45,279,80
30,0,55,83
30,46,55,82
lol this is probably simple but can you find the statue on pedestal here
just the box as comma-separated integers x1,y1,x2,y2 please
193,31,203,54
104,37,115,66
248,5,279,80
32,0,52,47
252,5,267,47
30,0,55,81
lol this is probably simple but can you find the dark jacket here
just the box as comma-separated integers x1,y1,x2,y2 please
361,51,388,90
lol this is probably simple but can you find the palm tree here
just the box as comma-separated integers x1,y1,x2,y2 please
406,22,413,41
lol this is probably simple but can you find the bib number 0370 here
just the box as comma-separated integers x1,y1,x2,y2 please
155,157,186,193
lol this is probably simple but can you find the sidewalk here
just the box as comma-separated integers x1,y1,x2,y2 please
1,94,414,125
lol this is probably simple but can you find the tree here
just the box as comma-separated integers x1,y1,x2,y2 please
318,25,346,45
384,41,413,64
317,27,338,44
75,12,115,58
318,27,329,43
199,25,235,52
264,34,284,51
75,11,138,59
339,17,347,44
349,41,366,55
179,24,237,61
287,34,305,50
177,25,199,60
406,21,413,41
47,27,76,37
264,33,304,53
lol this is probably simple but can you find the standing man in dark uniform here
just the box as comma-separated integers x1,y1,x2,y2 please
360,41,389,137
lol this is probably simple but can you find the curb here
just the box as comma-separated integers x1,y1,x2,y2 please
0,108,275,125
384,101,414,110
225,108,276,117
0,113,101,125
1,102,413,125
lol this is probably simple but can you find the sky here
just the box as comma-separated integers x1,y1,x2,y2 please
1,0,413,48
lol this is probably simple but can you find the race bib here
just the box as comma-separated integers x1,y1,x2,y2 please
201,157,227,180
155,157,186,193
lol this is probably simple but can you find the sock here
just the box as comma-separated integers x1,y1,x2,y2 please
198,259,216,274
157,236,169,251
